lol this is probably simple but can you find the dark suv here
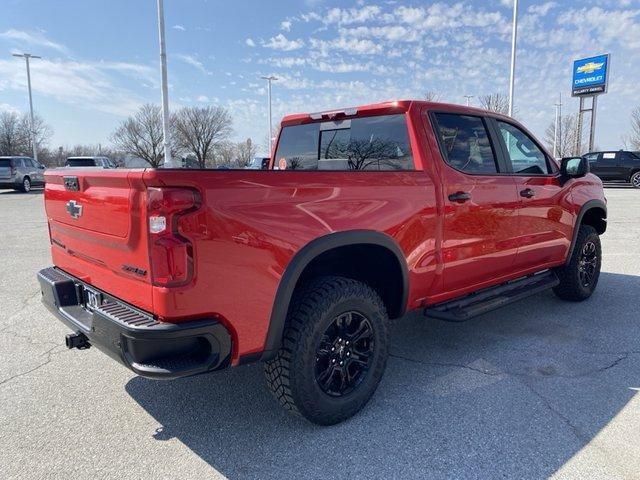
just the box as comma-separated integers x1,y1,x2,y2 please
583,150,640,188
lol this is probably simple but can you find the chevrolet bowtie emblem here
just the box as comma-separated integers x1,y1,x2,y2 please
66,200,83,219
577,62,604,74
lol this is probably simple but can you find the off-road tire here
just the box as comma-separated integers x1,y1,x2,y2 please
553,224,601,301
264,276,389,425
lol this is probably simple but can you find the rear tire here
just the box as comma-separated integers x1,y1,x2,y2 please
20,177,31,193
553,225,601,301
264,276,389,425
630,171,640,189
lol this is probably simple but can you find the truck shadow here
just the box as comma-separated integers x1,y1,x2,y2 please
125,271,639,479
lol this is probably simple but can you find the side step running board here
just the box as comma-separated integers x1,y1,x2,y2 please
424,270,559,322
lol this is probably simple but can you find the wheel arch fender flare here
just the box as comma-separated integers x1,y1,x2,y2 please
565,199,607,265
258,230,409,362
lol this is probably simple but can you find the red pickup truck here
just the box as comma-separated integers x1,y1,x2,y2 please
38,100,606,425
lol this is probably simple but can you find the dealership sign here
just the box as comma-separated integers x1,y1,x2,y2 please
572,54,610,96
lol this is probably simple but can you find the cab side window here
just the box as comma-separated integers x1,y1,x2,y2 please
433,113,498,174
497,121,551,175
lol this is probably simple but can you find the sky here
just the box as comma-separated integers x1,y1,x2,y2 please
1,0,639,155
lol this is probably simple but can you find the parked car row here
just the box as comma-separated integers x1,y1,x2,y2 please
0,156,120,193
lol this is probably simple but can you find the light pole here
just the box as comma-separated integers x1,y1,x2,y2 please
156,0,176,168
463,95,474,106
553,92,562,158
13,53,41,162
261,75,277,151
507,0,518,117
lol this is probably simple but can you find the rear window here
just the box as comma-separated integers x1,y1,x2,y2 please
66,158,96,167
433,113,498,174
0,159,12,167
273,114,414,171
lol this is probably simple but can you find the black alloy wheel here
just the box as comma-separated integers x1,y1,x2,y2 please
578,241,598,288
314,311,374,397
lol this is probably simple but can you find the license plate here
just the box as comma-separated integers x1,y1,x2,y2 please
83,286,102,312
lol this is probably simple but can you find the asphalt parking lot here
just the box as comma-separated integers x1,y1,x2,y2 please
0,186,638,480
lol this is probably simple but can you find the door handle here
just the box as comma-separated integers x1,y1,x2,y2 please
448,191,471,203
520,188,535,198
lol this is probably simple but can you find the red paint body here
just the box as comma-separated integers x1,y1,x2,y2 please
43,101,605,364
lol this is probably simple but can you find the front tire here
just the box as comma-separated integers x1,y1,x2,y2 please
630,171,640,189
265,276,389,425
553,224,601,301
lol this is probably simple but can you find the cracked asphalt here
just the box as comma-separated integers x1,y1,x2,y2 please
1,186,639,480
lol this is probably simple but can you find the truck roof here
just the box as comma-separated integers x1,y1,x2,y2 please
280,99,508,126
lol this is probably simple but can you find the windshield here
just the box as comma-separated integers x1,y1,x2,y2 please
0,159,12,168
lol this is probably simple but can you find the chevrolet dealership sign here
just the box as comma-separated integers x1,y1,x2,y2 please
572,54,610,96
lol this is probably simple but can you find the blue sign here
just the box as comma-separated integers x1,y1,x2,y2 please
572,54,610,96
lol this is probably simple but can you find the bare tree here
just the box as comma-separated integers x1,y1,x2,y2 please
479,93,510,115
424,91,440,102
627,107,640,150
20,114,52,154
235,138,257,167
214,141,236,167
544,113,586,157
173,106,233,168
111,104,168,167
322,137,406,170
0,111,52,156
0,111,26,155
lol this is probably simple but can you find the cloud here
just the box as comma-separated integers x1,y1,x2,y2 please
280,21,292,31
0,29,69,54
197,95,209,102
324,6,382,25
0,57,153,117
174,53,212,75
310,36,382,56
0,103,21,114
528,2,557,16
172,24,186,31
245,38,256,47
262,33,305,51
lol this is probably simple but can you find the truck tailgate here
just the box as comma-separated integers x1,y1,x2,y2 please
44,169,154,312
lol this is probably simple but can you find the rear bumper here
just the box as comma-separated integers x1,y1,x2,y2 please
38,267,232,380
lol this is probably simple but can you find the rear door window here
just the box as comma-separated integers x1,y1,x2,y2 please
599,152,617,165
274,114,414,171
584,153,598,164
432,113,498,174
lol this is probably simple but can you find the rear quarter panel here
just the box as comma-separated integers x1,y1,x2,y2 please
143,168,438,360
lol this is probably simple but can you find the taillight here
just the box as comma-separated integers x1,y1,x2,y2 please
147,187,200,287
10,165,17,175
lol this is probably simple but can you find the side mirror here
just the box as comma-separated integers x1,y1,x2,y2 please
561,156,589,181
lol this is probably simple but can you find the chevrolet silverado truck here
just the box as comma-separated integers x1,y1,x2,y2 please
38,101,606,425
